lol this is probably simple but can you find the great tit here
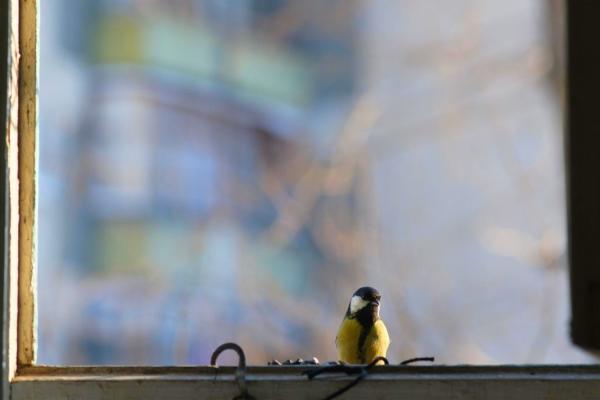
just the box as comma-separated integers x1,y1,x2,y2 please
335,286,390,364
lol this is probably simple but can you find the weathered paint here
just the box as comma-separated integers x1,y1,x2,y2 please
16,0,37,368
6,0,21,386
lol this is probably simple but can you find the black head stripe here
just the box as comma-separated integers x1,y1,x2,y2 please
353,286,381,301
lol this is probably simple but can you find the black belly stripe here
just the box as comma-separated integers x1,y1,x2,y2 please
357,325,371,362
354,306,378,363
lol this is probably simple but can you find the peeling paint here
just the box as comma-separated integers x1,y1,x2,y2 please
6,0,21,387
16,0,38,369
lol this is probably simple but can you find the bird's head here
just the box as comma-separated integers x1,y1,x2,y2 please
348,286,382,317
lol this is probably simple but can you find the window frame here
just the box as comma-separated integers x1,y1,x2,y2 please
3,0,600,399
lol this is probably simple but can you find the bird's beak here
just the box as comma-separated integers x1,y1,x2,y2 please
371,299,380,307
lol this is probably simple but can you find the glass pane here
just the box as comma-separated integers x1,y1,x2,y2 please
39,0,590,365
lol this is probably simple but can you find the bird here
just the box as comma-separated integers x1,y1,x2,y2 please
335,286,390,364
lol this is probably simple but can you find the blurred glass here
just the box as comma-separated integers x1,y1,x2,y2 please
39,0,589,366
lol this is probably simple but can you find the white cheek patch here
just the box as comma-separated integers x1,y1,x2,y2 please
350,295,369,314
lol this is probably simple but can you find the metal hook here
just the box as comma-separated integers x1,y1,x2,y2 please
210,342,255,400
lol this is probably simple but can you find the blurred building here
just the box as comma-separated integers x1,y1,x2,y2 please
40,0,366,364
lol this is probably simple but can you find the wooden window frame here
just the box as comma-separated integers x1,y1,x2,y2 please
2,0,600,399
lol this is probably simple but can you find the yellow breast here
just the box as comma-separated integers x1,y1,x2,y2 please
335,317,363,364
335,318,390,364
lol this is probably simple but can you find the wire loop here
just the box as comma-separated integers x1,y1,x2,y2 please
210,342,255,400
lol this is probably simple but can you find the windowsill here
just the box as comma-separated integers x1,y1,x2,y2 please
11,365,600,399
